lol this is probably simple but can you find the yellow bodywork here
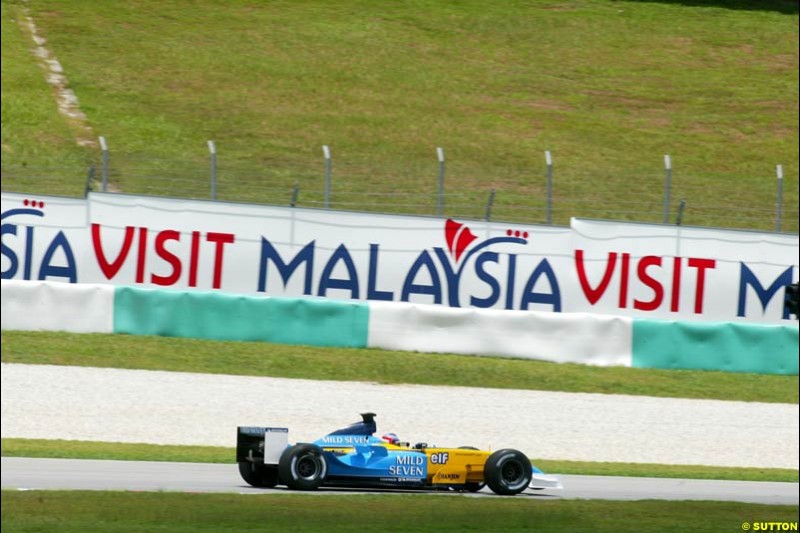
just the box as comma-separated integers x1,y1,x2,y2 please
381,443,490,485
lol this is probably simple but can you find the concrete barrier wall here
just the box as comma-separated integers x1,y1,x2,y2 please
2,280,797,375
632,319,799,375
1,279,113,333
114,286,369,347
367,301,633,366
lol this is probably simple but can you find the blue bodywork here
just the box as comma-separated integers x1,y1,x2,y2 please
311,414,428,486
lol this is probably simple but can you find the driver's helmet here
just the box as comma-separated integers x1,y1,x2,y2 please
381,432,400,445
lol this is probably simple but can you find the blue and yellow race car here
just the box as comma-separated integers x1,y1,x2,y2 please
237,413,561,496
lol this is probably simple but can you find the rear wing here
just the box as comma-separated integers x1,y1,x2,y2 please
236,426,289,465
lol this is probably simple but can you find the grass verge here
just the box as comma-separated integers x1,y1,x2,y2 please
2,491,798,533
3,438,797,483
2,1,797,230
2,331,798,404
0,2,91,196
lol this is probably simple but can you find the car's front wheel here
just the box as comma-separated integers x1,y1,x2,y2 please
484,449,532,496
278,443,327,490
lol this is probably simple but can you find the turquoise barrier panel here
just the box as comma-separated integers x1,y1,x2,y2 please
114,287,369,348
632,319,799,375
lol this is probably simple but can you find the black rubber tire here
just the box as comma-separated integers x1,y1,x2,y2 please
484,449,532,496
238,461,279,488
278,443,327,490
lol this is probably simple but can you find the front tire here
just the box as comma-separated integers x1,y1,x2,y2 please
484,449,532,496
278,443,327,490
238,461,279,488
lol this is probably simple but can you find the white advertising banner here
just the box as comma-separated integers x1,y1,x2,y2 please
571,219,799,323
2,192,797,324
1,192,90,283
84,193,575,313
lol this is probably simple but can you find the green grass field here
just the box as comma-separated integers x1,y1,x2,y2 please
0,1,92,196
4,438,797,483
3,331,797,403
2,491,798,533
2,0,798,230
1,3,798,523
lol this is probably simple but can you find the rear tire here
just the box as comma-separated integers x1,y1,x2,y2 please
484,449,532,496
238,461,279,488
278,443,327,490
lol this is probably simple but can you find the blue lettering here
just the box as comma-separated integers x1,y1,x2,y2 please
318,244,360,299
367,244,393,301
402,251,442,304
257,239,314,294
1,224,76,282
737,263,794,319
37,231,77,282
505,254,517,310
0,223,19,279
471,252,501,308
433,248,461,307
24,225,34,280
520,259,561,312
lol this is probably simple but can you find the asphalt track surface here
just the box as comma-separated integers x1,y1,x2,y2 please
2,457,797,505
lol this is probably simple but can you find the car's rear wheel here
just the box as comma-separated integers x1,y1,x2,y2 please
278,443,327,490
484,449,532,496
238,461,279,488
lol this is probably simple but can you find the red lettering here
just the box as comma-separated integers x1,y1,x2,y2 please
670,257,681,312
575,250,617,305
688,258,716,314
189,231,200,288
135,227,148,284
207,232,235,289
619,253,630,308
151,230,182,286
634,256,663,311
92,224,134,280
94,225,235,289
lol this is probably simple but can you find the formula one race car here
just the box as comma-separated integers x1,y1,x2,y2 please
237,413,561,496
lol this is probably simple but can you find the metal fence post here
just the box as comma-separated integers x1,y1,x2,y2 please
98,136,109,192
485,189,496,221
291,182,299,208
437,147,445,217
776,164,784,232
676,199,686,226
322,145,331,208
663,154,672,224
84,163,95,196
208,140,217,200
545,150,553,225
